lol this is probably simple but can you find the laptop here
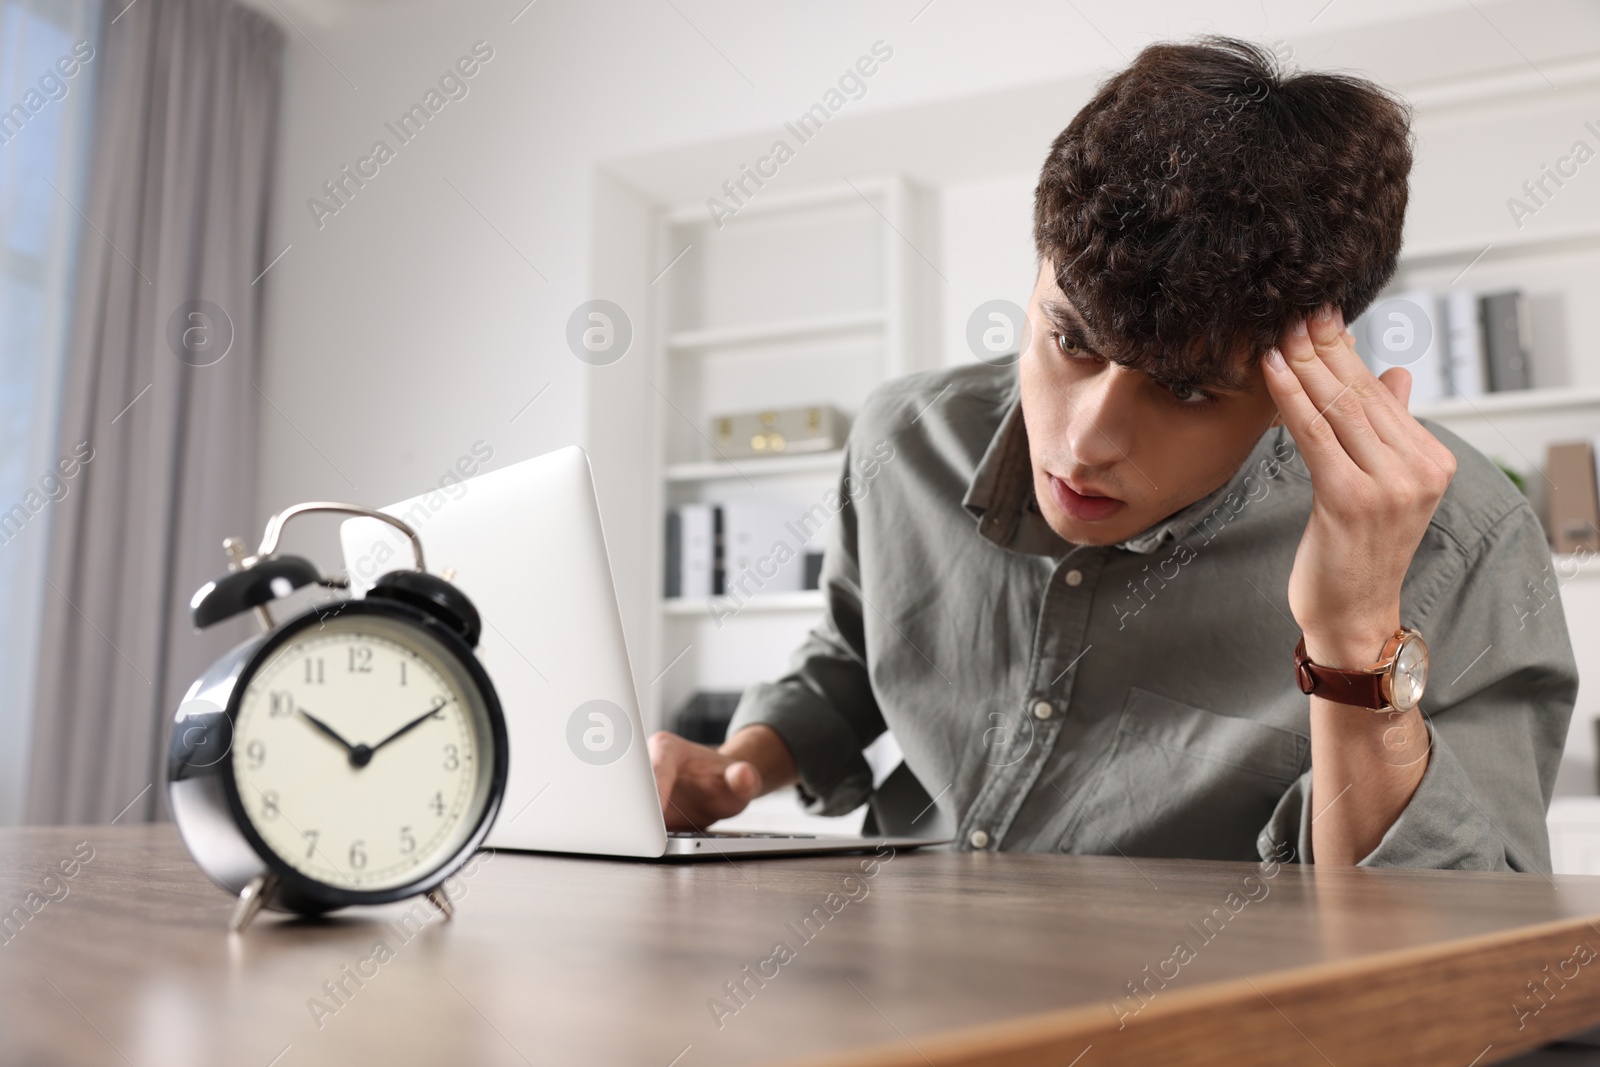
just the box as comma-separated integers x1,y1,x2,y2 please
339,446,943,860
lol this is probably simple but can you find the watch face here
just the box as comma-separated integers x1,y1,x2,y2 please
1388,633,1429,710
230,612,496,893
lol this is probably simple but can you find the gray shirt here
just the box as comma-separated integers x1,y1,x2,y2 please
727,362,1577,870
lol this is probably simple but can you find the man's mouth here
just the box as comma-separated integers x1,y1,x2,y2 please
1048,474,1126,522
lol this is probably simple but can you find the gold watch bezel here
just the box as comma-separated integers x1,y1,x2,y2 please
1374,627,1429,711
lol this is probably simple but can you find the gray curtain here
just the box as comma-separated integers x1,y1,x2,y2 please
26,0,284,824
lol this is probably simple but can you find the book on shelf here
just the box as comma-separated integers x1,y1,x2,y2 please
1544,440,1600,554
1354,289,1448,405
1480,290,1533,393
663,501,823,603
1443,289,1486,399
663,503,717,598
722,501,807,596
1353,286,1533,400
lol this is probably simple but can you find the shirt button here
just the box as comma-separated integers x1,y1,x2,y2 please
1032,699,1054,721
1064,568,1084,587
969,829,991,850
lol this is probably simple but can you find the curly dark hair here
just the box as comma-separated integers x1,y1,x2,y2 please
1033,36,1412,386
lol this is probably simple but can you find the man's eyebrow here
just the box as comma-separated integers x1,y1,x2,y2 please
1041,300,1098,345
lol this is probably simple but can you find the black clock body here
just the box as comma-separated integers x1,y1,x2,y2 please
167,596,508,917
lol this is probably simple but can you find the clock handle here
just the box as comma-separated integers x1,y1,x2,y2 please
229,873,279,933
255,502,428,573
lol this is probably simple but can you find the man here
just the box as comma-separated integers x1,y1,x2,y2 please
649,38,1576,868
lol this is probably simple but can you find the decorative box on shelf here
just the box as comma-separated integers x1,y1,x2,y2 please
710,405,849,460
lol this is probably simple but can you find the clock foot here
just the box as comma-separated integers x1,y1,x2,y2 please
425,887,454,920
230,873,277,933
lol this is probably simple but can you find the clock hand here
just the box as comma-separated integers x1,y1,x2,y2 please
298,710,372,768
368,699,449,757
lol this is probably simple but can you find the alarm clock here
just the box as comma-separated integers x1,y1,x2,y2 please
168,502,508,932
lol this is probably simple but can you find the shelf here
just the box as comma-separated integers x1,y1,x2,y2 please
661,590,826,616
1553,554,1600,582
667,310,885,351
1413,386,1600,420
666,450,844,482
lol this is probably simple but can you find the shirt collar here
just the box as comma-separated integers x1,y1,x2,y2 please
961,383,1288,557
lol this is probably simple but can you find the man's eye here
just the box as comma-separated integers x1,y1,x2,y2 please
1166,382,1214,405
1054,334,1087,358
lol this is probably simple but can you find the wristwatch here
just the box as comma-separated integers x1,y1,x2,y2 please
1293,628,1429,711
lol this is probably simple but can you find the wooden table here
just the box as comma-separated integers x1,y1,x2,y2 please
3,826,1600,1066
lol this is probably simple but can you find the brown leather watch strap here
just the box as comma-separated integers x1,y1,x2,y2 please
1293,635,1388,710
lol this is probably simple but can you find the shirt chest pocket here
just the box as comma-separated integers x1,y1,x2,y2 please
1056,687,1308,861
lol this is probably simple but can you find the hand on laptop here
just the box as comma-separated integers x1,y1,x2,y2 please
648,724,798,831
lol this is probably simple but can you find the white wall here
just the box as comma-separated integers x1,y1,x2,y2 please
939,174,1040,366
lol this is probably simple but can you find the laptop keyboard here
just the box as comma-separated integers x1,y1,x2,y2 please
668,830,818,839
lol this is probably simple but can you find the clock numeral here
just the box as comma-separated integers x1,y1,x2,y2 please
429,697,447,720
399,826,416,854
347,646,373,674
302,829,319,859
269,691,294,718
245,739,266,769
304,657,325,685
349,840,367,870
260,790,280,820
442,744,459,772
399,660,407,687
429,791,445,817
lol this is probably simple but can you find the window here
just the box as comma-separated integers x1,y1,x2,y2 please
0,0,100,823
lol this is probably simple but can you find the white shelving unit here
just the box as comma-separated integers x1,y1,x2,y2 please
643,175,937,748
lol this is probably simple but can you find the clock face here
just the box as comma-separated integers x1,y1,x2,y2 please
1390,634,1429,710
230,613,495,893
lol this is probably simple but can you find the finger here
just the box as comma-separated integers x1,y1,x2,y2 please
1278,315,1387,470
1308,306,1411,446
1263,345,1361,476
724,760,762,802
1379,366,1412,409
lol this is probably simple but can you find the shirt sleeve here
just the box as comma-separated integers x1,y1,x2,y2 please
1258,503,1578,871
724,435,888,817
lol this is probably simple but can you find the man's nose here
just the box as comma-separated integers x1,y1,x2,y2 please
1062,364,1139,471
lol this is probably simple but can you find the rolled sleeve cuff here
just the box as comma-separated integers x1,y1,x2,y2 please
727,681,874,817
1258,721,1511,871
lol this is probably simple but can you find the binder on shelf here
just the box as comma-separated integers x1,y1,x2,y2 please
1545,441,1600,554
712,505,725,596
1443,289,1487,400
1352,289,1447,406
803,550,824,591
1480,290,1532,392
667,503,716,599
721,501,806,597
663,510,681,597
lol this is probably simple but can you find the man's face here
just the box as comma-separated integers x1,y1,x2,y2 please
1018,262,1281,546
